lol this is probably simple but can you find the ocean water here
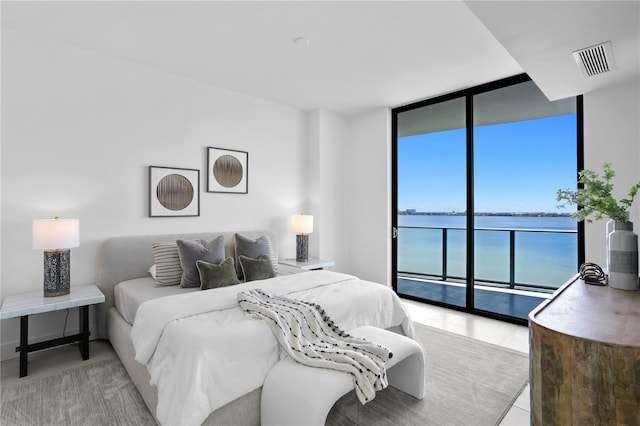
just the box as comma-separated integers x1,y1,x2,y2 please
397,215,578,289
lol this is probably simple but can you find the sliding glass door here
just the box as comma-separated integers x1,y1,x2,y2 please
396,97,467,308
392,75,583,324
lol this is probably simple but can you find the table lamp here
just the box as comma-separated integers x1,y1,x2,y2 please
33,217,80,297
291,214,313,262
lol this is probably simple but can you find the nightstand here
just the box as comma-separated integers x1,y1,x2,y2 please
278,258,335,273
0,284,105,377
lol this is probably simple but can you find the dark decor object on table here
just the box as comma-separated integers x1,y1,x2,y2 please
43,250,71,296
32,217,80,297
296,235,309,262
291,215,313,262
579,262,607,286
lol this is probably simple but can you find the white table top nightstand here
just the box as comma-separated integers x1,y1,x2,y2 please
0,285,105,319
0,284,105,377
278,258,335,273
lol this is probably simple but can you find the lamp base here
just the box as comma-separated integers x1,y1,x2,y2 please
43,250,71,297
296,234,309,262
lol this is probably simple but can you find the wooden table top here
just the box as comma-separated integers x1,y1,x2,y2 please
529,275,640,347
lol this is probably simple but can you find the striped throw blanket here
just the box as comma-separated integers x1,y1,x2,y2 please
238,289,392,404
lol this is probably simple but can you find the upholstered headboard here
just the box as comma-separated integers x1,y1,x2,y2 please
95,230,278,339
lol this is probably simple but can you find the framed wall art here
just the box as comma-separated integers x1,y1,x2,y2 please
207,147,248,194
149,166,200,217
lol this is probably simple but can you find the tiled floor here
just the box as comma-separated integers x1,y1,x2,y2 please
402,298,531,426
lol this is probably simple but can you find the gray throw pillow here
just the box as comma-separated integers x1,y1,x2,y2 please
196,257,240,290
234,233,275,278
177,236,225,288
239,255,276,282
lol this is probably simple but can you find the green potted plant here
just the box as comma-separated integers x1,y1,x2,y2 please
556,163,640,223
557,163,640,290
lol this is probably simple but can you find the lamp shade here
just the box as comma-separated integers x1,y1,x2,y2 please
33,218,80,250
291,214,313,234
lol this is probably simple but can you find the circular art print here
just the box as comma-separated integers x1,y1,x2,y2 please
213,155,243,188
207,147,248,193
156,173,194,210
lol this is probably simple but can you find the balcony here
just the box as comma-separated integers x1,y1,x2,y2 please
396,225,578,321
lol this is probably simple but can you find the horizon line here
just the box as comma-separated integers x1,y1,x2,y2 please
398,211,572,217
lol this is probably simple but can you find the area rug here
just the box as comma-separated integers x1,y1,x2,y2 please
327,323,529,426
0,324,528,426
0,358,154,426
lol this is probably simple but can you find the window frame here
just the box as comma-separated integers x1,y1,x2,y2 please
391,74,584,325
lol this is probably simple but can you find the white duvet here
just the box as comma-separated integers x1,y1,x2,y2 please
131,271,414,426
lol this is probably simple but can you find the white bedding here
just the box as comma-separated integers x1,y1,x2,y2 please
114,277,199,324
131,271,414,426
114,271,300,324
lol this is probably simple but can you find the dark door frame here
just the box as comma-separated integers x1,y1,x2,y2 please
391,74,584,325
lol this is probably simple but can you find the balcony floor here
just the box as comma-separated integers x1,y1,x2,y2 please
397,277,549,321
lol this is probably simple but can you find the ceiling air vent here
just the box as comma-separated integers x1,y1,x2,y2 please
573,41,616,77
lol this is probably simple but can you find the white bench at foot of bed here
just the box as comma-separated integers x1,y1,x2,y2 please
261,325,426,426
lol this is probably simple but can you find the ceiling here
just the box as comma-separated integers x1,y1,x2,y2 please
2,1,638,115
466,1,640,102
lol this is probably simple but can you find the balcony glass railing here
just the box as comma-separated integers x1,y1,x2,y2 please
397,225,578,291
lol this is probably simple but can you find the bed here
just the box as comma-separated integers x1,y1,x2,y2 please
96,230,415,425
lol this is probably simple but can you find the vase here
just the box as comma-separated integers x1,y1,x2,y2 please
605,219,615,272
608,221,639,290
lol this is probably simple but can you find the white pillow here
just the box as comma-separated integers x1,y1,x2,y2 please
149,264,157,280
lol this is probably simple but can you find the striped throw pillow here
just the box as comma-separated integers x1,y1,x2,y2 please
152,241,196,286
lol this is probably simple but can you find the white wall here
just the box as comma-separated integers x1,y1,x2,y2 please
306,111,321,258
306,110,351,271
1,29,310,359
346,108,391,285
583,78,640,266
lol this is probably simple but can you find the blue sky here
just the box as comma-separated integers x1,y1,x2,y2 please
398,114,577,213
